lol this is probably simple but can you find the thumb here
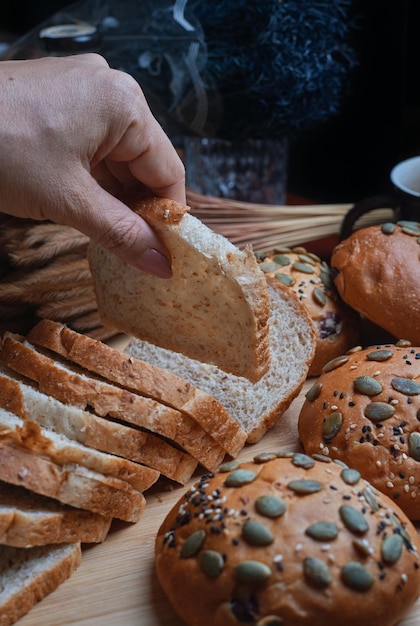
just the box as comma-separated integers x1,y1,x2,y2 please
62,178,172,278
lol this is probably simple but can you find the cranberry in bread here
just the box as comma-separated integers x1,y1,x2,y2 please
257,247,360,375
298,342,420,520
155,453,420,626
331,221,420,345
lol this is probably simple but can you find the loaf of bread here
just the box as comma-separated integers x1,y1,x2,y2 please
330,221,420,344
155,453,420,626
298,342,420,520
0,542,82,626
256,246,360,375
127,278,316,443
88,195,271,383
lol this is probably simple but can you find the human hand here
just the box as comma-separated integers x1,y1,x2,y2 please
0,54,186,277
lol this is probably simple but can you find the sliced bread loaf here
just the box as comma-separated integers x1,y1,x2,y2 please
0,482,111,547
0,333,226,471
0,364,197,484
26,319,247,458
0,407,159,493
0,542,81,626
127,279,316,443
88,195,271,383
0,438,145,522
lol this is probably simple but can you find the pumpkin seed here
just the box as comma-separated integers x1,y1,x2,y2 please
320,270,334,290
305,521,339,541
353,375,383,396
322,355,349,372
200,549,224,577
381,222,396,234
287,479,323,495
225,469,257,487
292,262,315,274
255,495,287,518
303,557,332,588
253,452,277,463
256,616,284,626
366,349,393,361
391,377,420,395
341,468,361,485
234,560,272,584
242,519,274,546
323,411,343,441
276,450,295,458
274,273,296,287
298,253,316,265
180,529,206,558
397,220,420,229
381,534,404,564
305,382,323,402
396,339,412,347
312,453,332,463
364,402,396,422
219,460,240,473
401,224,420,236
363,486,380,511
292,452,315,469
408,432,420,461
312,287,327,306
339,505,369,534
341,562,374,591
272,253,291,266
259,262,280,273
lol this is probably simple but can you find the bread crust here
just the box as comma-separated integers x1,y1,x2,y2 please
0,482,111,547
298,343,420,520
155,454,420,626
0,543,82,626
0,333,226,471
26,320,247,458
257,248,360,375
331,223,420,344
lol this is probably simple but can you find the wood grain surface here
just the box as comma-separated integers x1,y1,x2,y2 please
17,372,420,626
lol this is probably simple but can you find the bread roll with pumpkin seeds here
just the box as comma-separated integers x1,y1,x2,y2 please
331,222,420,344
155,453,420,626
256,247,360,376
298,342,420,520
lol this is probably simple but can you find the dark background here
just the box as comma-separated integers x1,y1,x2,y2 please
1,0,419,204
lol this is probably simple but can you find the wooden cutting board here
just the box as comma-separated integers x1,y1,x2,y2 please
17,373,420,626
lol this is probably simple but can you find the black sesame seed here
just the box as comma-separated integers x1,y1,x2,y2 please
348,401,355,407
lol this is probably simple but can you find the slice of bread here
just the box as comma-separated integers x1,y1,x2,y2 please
0,407,160,493
88,195,271,383
0,542,81,626
0,364,197,485
0,333,226,471
0,439,145,523
0,482,111,547
26,319,247,458
127,279,316,443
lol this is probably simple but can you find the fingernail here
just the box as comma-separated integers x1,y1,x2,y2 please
136,248,172,278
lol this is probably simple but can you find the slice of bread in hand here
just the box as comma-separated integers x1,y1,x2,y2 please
0,364,197,484
0,542,81,626
0,482,111,547
0,407,159,493
0,438,145,523
127,279,316,443
26,319,247,458
88,195,271,383
0,333,226,471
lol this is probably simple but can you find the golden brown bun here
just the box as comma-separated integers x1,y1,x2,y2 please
298,343,420,520
257,247,360,375
155,453,420,626
331,222,420,344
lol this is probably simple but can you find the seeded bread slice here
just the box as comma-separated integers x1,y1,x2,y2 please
88,195,271,383
0,438,145,522
0,482,111,547
0,407,159,493
0,542,81,626
0,364,197,484
26,320,247,458
127,279,316,443
0,333,226,471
